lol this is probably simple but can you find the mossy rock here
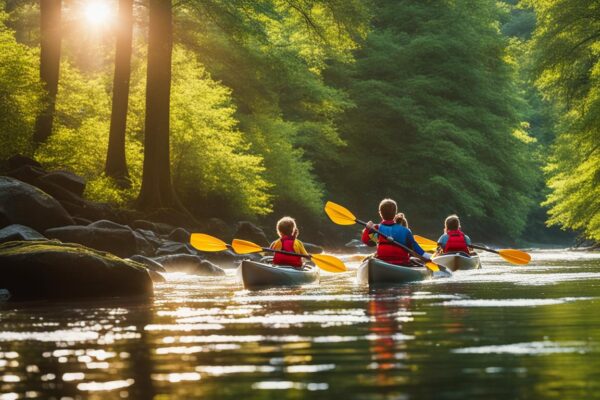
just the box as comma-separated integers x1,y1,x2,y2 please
0,240,153,301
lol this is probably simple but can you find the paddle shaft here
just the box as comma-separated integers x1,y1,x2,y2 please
260,247,312,259
471,244,499,254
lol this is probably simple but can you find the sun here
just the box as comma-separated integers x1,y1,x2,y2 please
83,1,112,26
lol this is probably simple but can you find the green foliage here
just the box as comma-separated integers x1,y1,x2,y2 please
324,0,538,240
169,47,271,218
0,10,43,159
35,62,142,204
528,0,600,241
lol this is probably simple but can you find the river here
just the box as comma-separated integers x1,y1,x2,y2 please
1,249,600,399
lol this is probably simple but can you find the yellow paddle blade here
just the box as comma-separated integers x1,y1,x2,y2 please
498,249,531,265
425,261,440,272
231,239,264,254
324,201,357,225
311,254,347,273
190,233,229,252
414,235,437,247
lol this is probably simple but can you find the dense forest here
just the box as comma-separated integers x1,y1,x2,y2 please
0,0,597,245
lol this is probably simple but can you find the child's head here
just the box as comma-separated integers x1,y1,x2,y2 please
444,215,461,232
276,216,299,238
394,212,409,228
378,198,397,220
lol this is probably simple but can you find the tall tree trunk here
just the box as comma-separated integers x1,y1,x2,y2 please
33,0,62,144
105,0,134,184
137,0,182,211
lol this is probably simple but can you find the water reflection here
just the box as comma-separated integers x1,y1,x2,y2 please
0,250,599,398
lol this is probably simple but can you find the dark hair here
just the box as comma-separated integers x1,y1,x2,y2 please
276,216,298,237
445,215,460,231
394,212,409,228
379,198,397,220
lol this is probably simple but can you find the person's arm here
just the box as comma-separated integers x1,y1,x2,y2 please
361,222,378,247
407,231,430,259
271,239,282,250
465,235,474,253
293,240,309,256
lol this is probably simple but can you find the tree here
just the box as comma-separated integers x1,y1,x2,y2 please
528,0,600,242
324,0,537,240
33,0,61,144
136,0,181,210
105,0,134,185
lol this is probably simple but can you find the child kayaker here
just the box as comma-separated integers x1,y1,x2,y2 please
435,214,473,255
394,212,408,228
270,216,309,269
362,199,431,266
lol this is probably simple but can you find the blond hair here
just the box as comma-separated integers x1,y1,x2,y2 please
276,216,299,237
394,212,409,228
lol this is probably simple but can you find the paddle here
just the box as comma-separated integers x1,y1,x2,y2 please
190,233,231,252
413,234,531,265
231,239,347,273
324,201,450,274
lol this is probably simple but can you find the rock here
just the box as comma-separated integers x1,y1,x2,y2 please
234,221,270,247
345,239,369,253
0,176,74,231
44,225,152,258
74,217,92,225
0,224,46,243
144,208,196,228
60,200,121,223
168,227,190,243
88,219,130,230
129,255,166,273
303,242,324,254
204,249,253,268
7,164,46,184
7,155,42,170
154,241,197,257
0,240,153,301
131,220,174,235
154,254,225,276
204,218,232,240
38,170,86,197
134,229,164,249
32,178,85,206
148,270,166,283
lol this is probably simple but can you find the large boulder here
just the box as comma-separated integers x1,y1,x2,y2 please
234,221,270,247
44,224,153,258
0,176,74,231
0,224,45,243
38,170,86,197
204,218,232,240
154,254,225,276
0,240,153,301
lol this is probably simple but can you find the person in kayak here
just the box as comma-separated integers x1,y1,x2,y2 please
362,199,431,266
270,216,309,269
435,214,473,256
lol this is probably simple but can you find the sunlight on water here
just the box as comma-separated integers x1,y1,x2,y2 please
1,249,599,398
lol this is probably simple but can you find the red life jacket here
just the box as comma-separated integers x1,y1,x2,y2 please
272,235,303,268
375,222,411,266
444,229,469,254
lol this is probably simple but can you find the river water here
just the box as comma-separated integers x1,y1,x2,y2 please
1,249,600,399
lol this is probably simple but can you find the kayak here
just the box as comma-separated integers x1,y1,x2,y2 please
432,253,481,271
357,258,436,286
238,260,320,289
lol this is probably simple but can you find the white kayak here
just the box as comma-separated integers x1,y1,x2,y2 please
432,253,481,272
238,260,320,289
356,258,451,286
